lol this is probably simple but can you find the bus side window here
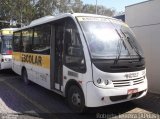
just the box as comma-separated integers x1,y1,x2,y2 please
13,32,21,52
64,18,86,73
22,29,33,53
0,38,2,53
33,24,51,54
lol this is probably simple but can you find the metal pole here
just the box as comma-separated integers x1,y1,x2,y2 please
20,11,22,27
96,0,97,14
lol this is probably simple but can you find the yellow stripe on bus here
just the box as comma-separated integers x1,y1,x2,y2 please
13,52,50,69
1,30,13,35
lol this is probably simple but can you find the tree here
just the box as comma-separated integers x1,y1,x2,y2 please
0,0,12,21
82,4,115,16
0,0,35,26
34,0,56,18
0,0,116,27
69,0,83,13
97,5,115,16
54,0,83,14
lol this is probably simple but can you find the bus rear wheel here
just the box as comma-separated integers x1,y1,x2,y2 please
67,85,85,113
22,69,30,85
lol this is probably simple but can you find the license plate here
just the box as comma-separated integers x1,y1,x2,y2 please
127,88,138,94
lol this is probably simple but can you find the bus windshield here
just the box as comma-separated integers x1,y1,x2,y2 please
1,36,12,55
78,17,144,59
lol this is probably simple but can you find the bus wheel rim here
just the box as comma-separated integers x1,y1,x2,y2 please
71,92,81,107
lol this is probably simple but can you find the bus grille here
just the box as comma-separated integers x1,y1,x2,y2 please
112,77,144,87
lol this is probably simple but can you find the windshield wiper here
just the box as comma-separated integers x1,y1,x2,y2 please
120,28,142,61
127,37,142,61
119,29,143,61
114,29,124,64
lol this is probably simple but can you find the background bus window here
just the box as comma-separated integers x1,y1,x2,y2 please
13,32,21,52
33,24,51,54
22,29,33,53
64,18,86,73
1,36,12,54
0,37,2,53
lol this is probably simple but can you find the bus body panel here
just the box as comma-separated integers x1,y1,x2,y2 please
0,28,17,70
12,52,22,74
60,15,95,100
86,79,147,107
0,55,12,69
85,64,147,107
62,65,92,103
12,52,51,89
12,13,148,109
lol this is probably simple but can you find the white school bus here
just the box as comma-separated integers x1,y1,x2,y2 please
12,13,147,112
0,28,17,69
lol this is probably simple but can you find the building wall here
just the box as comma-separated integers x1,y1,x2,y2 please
125,0,160,94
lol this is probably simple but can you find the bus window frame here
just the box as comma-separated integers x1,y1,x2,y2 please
13,31,22,52
32,23,51,55
21,28,34,53
63,17,87,73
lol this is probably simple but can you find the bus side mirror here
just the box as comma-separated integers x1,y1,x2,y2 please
68,46,83,57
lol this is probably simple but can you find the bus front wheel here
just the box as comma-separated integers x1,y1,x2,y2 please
22,69,30,85
67,85,85,113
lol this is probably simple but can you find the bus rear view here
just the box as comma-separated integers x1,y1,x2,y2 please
0,28,16,70
77,16,147,107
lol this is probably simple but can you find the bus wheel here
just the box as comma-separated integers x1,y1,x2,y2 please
22,69,30,85
67,85,85,113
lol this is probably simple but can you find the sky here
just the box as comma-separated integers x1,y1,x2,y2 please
82,0,148,12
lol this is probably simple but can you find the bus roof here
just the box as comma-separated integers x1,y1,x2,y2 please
14,13,119,32
1,28,18,31
29,16,55,26
1,28,18,35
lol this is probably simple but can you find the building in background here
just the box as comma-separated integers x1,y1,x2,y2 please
125,0,160,94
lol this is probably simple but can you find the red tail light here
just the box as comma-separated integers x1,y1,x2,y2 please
6,50,12,55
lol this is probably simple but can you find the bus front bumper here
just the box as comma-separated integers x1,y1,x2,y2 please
0,61,12,70
86,78,148,107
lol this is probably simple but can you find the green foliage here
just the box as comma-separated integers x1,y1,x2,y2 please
82,4,115,16
0,0,116,27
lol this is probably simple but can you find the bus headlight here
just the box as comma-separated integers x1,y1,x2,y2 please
105,79,109,85
97,78,102,84
95,78,113,88
4,58,11,62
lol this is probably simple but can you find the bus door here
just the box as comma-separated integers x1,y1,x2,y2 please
50,18,86,91
51,21,65,91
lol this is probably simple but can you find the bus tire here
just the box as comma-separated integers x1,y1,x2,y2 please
22,69,30,85
67,85,85,113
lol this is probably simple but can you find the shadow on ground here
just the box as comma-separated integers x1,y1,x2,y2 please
132,93,160,114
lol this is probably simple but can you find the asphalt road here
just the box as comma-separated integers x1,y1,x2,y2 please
0,70,159,119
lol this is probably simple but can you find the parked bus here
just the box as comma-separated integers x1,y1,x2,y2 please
0,28,17,70
12,13,148,112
